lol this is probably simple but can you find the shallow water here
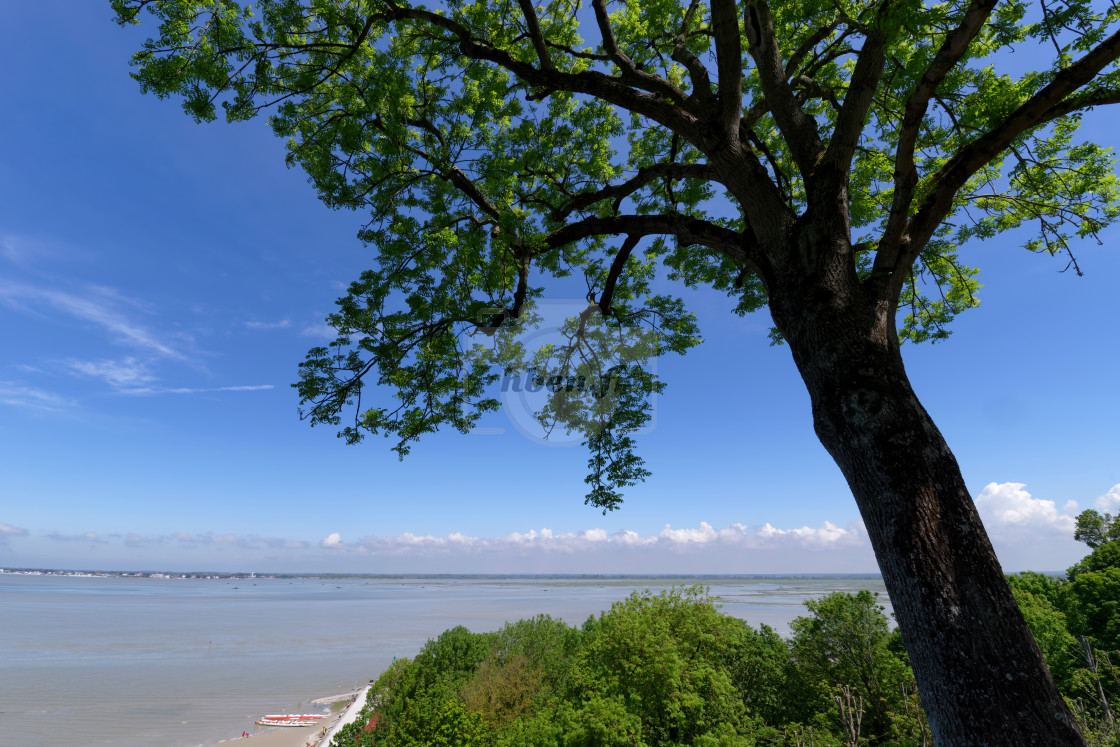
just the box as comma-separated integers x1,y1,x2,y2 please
0,573,887,746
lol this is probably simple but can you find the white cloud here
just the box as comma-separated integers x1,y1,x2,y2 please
1095,484,1120,513
581,528,610,542
336,520,868,559
0,522,29,537
660,522,719,544
614,529,657,547
975,482,1076,533
973,482,1089,570
752,520,862,549
2,520,879,573
245,319,291,330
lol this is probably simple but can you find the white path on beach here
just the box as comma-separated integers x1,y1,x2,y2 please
314,685,371,747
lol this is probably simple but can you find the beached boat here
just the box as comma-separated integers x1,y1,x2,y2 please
255,719,318,727
260,714,327,721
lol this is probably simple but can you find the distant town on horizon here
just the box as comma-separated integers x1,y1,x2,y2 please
1,567,890,580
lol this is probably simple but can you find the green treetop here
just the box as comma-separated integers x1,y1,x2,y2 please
1075,509,1120,548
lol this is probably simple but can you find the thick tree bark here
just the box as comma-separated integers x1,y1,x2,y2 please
767,244,1085,746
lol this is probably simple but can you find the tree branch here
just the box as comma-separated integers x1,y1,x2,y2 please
553,162,715,221
546,213,757,269
516,0,555,70
598,235,641,316
480,244,533,332
589,0,697,110
671,43,715,104
897,25,1120,278
1034,88,1120,121
744,1,824,177
816,1,895,198
710,0,743,134
376,1,703,141
670,0,711,101
874,0,1000,275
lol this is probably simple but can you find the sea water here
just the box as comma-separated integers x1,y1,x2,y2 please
0,573,888,746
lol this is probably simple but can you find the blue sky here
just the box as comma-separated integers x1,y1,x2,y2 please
1,2,1117,574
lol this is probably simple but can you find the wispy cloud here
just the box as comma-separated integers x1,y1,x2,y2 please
166,532,308,550
115,384,274,396
0,522,29,538
45,531,106,544
300,321,336,339
0,235,59,267
1,236,30,265
245,319,291,330
0,282,182,359
0,382,75,411
67,357,155,388
64,355,271,397
250,535,310,550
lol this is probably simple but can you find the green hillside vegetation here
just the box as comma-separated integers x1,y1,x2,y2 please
332,518,1120,747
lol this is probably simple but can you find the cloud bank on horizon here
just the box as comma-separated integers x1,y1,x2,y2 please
2,483,1112,574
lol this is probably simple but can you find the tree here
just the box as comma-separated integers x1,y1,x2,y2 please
1008,577,1081,693
573,587,754,743
789,591,911,743
1066,541,1120,656
1075,509,1120,549
112,0,1120,743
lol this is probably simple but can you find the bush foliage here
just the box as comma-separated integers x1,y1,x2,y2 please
332,524,1120,747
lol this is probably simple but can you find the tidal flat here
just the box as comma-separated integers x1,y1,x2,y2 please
0,573,887,746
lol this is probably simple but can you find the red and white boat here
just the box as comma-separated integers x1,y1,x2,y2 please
256,713,327,726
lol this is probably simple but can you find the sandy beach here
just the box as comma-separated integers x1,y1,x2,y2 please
230,725,323,747
219,686,371,747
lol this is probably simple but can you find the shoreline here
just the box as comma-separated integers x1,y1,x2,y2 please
215,686,371,747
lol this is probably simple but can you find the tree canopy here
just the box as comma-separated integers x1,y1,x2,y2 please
114,0,1120,742
1076,509,1120,548
335,586,928,747
113,0,1120,508
329,541,1120,747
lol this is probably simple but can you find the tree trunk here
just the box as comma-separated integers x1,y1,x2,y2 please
768,260,1085,746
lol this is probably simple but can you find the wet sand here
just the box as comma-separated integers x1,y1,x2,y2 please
237,725,323,747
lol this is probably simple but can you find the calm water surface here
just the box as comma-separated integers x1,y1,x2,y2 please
0,574,887,746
